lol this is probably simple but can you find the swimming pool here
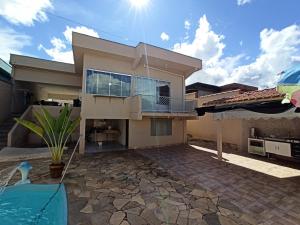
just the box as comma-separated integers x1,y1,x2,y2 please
0,184,67,225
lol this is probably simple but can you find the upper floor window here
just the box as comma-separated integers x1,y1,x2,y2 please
86,70,131,97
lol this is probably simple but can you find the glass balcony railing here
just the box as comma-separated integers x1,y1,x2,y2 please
0,58,12,74
140,95,197,113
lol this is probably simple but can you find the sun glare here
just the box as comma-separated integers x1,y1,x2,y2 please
129,0,150,9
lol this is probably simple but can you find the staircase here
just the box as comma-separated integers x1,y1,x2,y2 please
0,115,20,150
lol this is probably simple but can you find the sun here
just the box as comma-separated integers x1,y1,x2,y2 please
128,0,150,9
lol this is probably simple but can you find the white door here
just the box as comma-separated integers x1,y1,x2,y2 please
265,141,291,157
277,142,291,157
265,141,277,154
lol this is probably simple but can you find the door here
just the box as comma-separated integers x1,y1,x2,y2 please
265,141,291,157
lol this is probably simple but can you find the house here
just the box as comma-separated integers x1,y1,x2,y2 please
7,32,201,154
187,84,300,160
186,82,257,97
186,82,258,149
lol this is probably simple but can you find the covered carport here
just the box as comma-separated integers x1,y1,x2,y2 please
195,89,300,160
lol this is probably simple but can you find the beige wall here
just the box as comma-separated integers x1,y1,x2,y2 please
8,105,81,147
187,115,300,152
0,80,12,124
13,67,81,88
79,53,187,152
82,53,185,101
187,114,243,149
81,95,131,119
128,118,185,149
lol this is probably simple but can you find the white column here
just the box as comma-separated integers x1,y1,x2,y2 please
216,120,223,160
79,118,86,154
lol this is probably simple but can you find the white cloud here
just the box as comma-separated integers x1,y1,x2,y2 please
184,20,191,30
39,37,73,63
0,0,53,26
229,25,300,88
63,26,99,43
237,0,252,6
0,27,31,62
160,32,170,41
39,26,99,64
174,15,225,66
173,15,300,88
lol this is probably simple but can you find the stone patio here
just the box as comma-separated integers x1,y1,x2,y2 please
138,141,300,225
0,149,255,225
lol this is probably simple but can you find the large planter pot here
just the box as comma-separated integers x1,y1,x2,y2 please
49,162,65,178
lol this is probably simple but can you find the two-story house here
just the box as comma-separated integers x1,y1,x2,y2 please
8,32,202,154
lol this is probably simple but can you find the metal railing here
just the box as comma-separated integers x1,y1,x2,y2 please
140,95,197,113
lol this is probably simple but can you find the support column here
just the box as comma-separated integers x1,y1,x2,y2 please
183,119,187,144
216,120,223,160
79,118,86,154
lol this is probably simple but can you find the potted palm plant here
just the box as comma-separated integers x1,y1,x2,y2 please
15,105,80,178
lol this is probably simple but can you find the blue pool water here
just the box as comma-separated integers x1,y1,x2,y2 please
0,184,67,225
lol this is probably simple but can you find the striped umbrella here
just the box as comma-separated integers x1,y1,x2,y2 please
277,64,300,107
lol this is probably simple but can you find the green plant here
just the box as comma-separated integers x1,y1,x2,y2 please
15,105,80,164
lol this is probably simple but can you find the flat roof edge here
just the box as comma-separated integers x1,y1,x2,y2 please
10,54,75,73
72,32,202,73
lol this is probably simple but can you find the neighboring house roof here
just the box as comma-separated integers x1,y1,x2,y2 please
203,88,284,106
186,82,220,93
220,83,257,92
186,82,258,94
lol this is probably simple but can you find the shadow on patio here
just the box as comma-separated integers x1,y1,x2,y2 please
137,141,300,225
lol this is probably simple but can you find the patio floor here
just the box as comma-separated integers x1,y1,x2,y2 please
0,149,255,225
137,141,300,225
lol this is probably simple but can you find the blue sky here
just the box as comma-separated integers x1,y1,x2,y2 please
0,0,300,88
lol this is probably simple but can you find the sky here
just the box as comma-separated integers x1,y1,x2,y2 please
0,0,300,88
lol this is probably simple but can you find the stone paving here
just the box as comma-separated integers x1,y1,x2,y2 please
0,150,255,225
137,142,300,225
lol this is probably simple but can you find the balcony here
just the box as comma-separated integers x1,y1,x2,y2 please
140,95,197,113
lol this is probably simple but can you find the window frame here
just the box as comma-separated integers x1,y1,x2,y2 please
86,69,132,97
150,118,172,136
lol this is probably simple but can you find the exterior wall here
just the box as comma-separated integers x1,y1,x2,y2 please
187,114,243,149
128,118,185,149
187,115,300,152
13,67,81,88
239,118,300,152
81,95,131,120
8,105,80,147
82,53,184,100
0,80,12,124
79,53,186,152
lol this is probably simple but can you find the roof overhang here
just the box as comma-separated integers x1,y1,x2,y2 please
196,100,298,117
72,32,202,78
9,54,80,87
10,54,75,74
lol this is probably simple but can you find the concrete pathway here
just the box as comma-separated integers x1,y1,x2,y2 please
137,143,300,225
0,147,50,162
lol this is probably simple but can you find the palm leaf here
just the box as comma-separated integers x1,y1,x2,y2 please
14,118,44,138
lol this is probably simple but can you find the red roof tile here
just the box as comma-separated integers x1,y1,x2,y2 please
203,88,284,106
